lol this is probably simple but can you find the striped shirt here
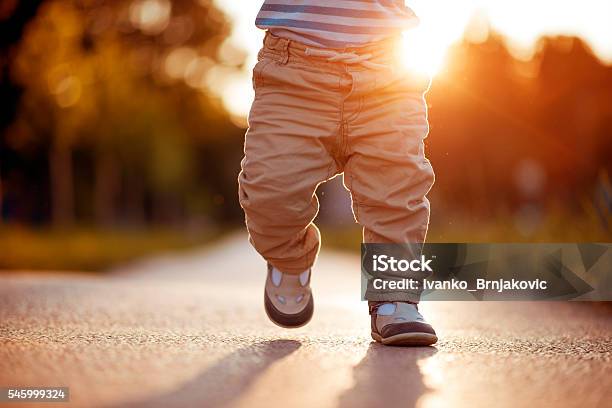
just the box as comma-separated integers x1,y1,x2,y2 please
256,1,419,48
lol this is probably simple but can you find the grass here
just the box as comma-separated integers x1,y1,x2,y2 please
0,207,608,270
0,225,223,272
321,209,611,253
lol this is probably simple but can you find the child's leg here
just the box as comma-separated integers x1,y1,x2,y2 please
344,79,438,344
238,45,340,275
345,87,434,244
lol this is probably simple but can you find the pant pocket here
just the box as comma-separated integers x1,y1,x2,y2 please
252,58,275,91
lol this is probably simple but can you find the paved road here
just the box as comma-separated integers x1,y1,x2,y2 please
1,234,611,408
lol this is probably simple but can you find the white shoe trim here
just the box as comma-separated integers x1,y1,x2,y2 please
271,267,282,287
299,269,310,287
377,303,396,316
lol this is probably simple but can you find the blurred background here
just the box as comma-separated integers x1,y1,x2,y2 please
0,0,611,271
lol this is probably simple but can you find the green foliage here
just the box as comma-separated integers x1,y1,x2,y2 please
0,226,223,271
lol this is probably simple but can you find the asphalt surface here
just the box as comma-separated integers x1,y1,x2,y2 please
1,234,611,408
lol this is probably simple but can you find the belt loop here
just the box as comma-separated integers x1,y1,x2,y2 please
279,37,290,65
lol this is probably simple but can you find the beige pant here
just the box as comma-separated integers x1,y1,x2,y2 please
239,33,434,275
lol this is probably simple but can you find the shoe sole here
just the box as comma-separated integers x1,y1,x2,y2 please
371,331,438,346
264,292,314,329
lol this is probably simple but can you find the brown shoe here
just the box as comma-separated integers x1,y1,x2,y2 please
264,264,313,328
370,302,438,346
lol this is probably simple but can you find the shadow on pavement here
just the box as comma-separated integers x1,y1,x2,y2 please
337,343,437,408
113,339,301,408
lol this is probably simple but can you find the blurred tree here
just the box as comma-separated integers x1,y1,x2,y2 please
0,0,44,223
427,30,612,238
8,0,242,227
429,32,529,215
534,36,612,197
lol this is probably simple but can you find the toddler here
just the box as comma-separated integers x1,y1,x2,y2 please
238,0,437,346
